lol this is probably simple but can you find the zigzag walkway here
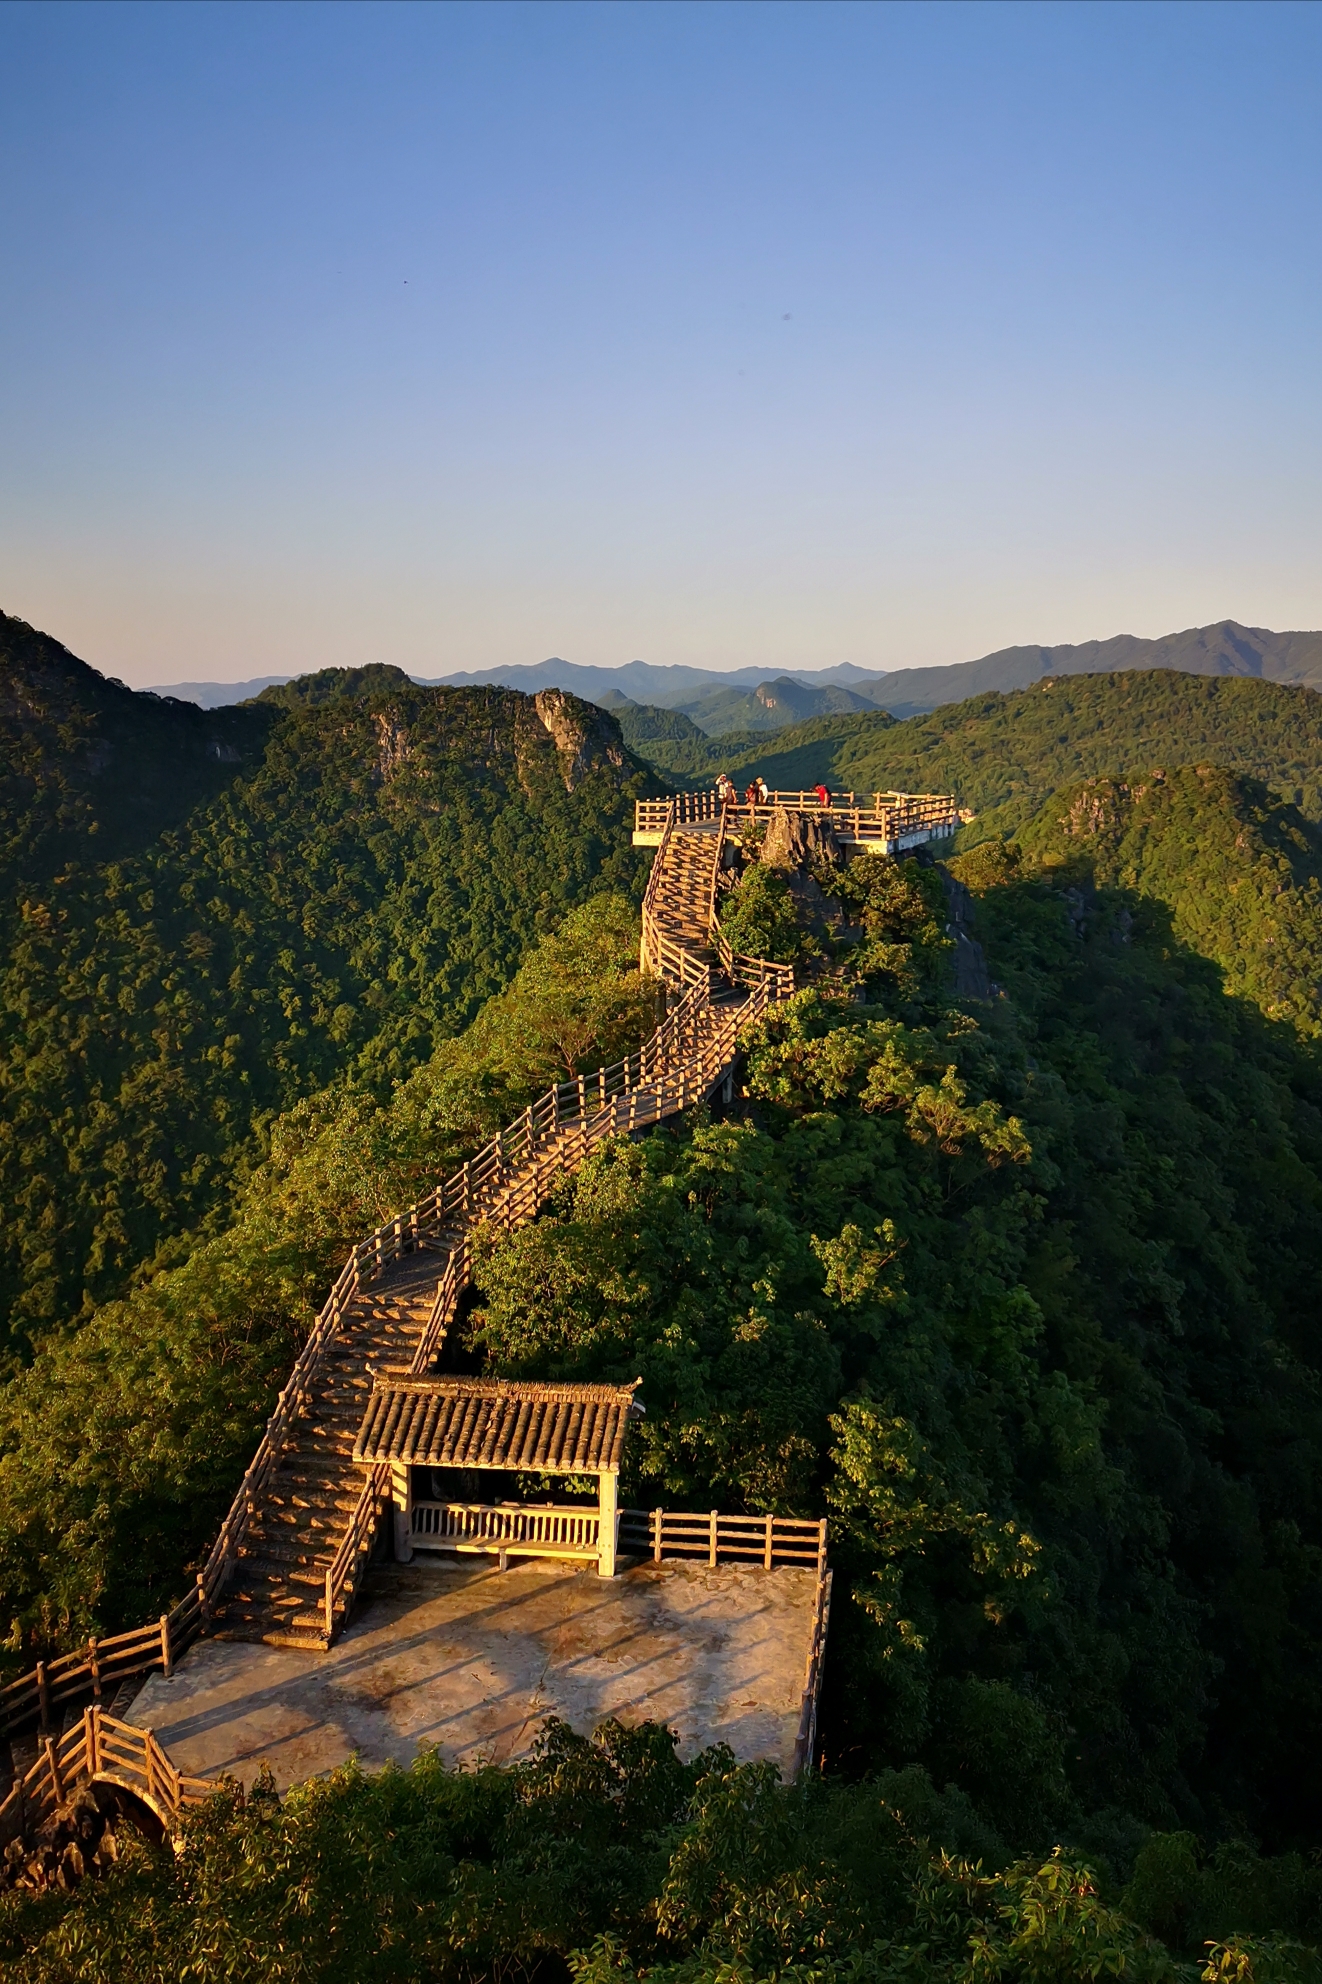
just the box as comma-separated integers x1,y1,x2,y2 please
0,790,956,1835
205,802,788,1646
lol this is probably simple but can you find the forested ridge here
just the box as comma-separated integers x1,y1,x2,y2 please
626,670,1322,831
0,613,652,1351
10,619,1322,1974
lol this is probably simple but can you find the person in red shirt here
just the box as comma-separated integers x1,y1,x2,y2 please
814,782,831,807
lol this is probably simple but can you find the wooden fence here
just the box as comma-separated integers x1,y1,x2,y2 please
400,975,771,1375
713,931,796,999
408,1505,826,1575
618,1509,828,1571
199,1250,366,1622
0,1581,212,1754
635,790,725,831
0,1706,213,1845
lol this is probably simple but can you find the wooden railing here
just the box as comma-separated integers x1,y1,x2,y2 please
200,1250,365,1613
402,974,766,1376
714,930,796,999
636,790,725,831
634,790,958,848
411,1500,602,1560
618,1509,828,1571
0,1581,211,1754
0,1707,213,1845
325,1462,392,1639
791,1569,833,1778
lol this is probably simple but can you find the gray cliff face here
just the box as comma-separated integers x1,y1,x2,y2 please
533,687,627,790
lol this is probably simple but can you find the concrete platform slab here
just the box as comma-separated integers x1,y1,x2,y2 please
132,1557,817,1793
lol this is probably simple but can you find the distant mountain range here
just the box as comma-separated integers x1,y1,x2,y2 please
148,620,1322,731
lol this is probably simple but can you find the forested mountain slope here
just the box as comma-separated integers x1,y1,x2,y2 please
834,616,1322,720
0,609,271,901
0,615,651,1351
1009,764,1322,1041
631,669,1322,829
676,674,882,735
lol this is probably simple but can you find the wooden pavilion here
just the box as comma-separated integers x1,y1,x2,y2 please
352,1376,643,1576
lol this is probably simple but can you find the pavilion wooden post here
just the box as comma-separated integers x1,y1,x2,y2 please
597,1468,618,1578
391,1459,413,1563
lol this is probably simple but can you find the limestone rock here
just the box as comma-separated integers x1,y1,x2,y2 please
533,688,626,791
760,807,840,872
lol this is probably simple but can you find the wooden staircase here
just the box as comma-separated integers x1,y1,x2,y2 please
653,824,721,948
202,799,793,1650
211,1252,442,1646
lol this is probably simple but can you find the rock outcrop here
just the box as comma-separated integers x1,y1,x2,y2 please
533,688,627,791
761,806,840,871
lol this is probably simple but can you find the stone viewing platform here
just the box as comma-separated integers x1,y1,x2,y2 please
132,1554,825,1790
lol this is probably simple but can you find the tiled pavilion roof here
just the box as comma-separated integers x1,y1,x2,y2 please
352,1377,641,1474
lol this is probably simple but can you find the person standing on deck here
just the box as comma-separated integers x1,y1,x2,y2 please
814,782,830,807
716,772,736,806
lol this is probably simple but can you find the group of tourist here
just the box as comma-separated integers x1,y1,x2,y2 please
713,773,834,808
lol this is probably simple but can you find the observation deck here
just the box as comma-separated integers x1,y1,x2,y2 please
632,787,960,854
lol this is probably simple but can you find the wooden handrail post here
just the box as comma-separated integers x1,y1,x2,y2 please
197,1570,209,1625
88,1635,102,1701
160,1613,173,1679
764,1514,774,1570
36,1659,49,1734
709,1510,718,1568
44,1734,62,1804
85,1703,99,1776
652,1508,662,1562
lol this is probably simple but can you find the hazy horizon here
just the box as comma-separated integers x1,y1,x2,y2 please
3,1,1320,691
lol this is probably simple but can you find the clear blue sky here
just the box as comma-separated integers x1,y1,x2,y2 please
1,0,1319,686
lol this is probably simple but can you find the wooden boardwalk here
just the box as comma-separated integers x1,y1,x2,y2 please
204,795,792,1647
